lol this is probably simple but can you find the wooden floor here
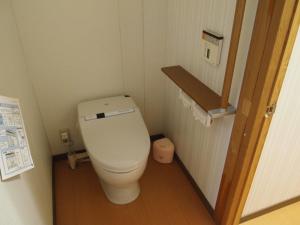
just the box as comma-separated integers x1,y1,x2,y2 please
241,202,300,225
54,156,215,225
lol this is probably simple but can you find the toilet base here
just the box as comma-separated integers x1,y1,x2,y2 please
100,180,140,205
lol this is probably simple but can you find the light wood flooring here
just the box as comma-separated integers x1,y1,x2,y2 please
241,202,300,225
54,156,215,225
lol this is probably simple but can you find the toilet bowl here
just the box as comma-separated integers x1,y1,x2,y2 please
78,96,150,204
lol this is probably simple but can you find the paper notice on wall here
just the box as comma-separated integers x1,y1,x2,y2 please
0,96,34,180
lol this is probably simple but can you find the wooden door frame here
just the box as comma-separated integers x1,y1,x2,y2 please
215,1,300,225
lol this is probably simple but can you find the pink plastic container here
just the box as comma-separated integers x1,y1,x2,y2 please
153,138,175,164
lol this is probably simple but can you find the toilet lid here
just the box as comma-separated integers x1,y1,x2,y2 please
78,97,150,173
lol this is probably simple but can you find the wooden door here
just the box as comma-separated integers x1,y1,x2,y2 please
215,1,300,225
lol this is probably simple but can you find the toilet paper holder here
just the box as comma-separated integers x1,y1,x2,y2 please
179,89,193,109
178,89,235,127
208,105,236,119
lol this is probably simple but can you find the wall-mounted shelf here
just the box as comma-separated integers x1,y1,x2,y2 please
162,65,235,119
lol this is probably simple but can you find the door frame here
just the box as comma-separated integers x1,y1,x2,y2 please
215,1,300,225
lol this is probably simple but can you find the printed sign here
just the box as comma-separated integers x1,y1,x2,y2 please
0,96,34,180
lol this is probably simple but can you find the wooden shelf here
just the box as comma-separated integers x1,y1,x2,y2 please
162,65,232,112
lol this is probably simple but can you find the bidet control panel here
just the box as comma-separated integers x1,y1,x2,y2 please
84,108,135,121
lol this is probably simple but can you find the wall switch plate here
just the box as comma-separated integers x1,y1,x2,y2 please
202,30,223,66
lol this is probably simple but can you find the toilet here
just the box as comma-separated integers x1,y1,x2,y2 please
77,95,150,204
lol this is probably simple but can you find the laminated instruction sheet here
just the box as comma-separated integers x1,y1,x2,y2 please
0,95,34,180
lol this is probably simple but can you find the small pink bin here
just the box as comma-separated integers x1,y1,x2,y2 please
153,138,175,164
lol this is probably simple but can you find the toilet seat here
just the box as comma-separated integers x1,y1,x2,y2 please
78,96,150,173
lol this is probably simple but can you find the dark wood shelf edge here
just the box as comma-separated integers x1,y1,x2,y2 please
162,65,232,112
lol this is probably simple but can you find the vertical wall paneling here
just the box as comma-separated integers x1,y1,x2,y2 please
163,0,259,207
165,77,233,207
243,28,300,216
118,0,145,113
144,0,168,134
165,0,237,96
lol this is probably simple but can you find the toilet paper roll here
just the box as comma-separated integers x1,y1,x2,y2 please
178,89,193,109
192,102,212,127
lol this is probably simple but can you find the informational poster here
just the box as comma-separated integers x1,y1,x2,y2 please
0,96,34,180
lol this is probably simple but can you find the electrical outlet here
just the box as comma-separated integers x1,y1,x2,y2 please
59,129,72,146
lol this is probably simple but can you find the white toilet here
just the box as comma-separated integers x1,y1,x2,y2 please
78,96,150,204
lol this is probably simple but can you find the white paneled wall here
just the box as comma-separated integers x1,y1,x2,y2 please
163,0,258,207
243,28,300,216
144,0,168,135
165,79,233,206
12,0,125,154
0,1,52,224
12,0,168,154
165,0,237,96
118,0,145,113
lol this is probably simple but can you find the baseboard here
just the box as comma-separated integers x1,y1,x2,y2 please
240,196,300,223
174,153,217,223
52,134,165,162
52,157,56,225
52,149,87,162
150,134,165,142
150,134,216,221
